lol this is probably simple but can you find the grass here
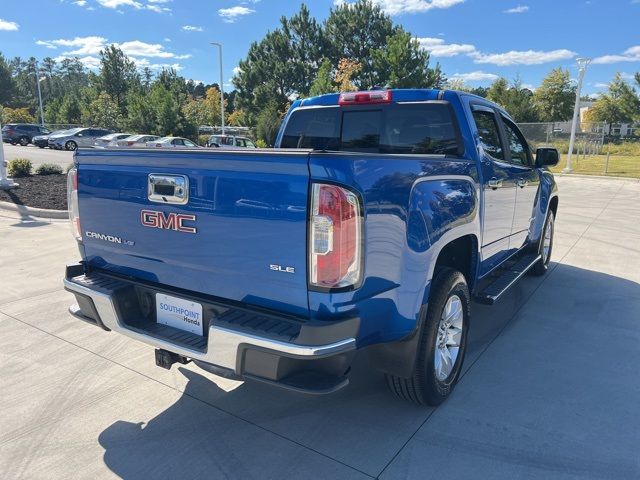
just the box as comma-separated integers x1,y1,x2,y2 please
550,154,640,179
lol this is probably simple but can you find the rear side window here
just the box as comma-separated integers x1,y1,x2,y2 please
472,110,504,160
501,117,531,166
281,103,461,155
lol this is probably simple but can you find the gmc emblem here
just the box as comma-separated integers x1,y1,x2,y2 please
141,210,197,234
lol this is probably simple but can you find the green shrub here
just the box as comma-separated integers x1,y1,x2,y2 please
7,158,32,177
198,134,210,146
36,163,63,175
255,138,268,148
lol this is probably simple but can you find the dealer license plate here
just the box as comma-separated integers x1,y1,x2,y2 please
156,293,203,336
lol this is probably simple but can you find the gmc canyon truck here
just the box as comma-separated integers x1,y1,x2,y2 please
64,89,559,405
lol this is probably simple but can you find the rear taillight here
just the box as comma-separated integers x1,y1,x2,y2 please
67,168,81,241
309,183,362,289
338,90,392,106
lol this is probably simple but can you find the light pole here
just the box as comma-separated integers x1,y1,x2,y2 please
563,57,591,174
211,42,225,135
34,61,45,126
0,120,18,189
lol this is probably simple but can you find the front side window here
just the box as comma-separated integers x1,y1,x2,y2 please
281,103,460,155
501,117,531,166
472,110,504,160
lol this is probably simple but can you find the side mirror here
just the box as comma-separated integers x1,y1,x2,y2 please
536,148,559,168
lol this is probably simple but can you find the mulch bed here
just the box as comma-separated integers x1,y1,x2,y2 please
0,174,67,210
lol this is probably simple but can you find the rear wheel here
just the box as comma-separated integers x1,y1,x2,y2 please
530,211,554,276
386,268,470,405
19,136,29,146
65,140,77,151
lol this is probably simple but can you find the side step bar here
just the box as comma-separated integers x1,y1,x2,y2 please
475,254,541,305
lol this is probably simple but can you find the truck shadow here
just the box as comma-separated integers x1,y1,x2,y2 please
98,262,640,479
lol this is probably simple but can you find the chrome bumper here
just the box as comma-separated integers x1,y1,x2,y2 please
63,277,356,375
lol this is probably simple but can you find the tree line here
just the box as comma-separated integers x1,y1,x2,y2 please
1,0,639,145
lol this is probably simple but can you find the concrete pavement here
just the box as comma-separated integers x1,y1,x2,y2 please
2,144,74,169
0,175,638,479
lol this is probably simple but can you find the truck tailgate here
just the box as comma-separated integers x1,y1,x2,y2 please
76,149,310,317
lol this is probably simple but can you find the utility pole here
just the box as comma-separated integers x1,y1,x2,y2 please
34,61,45,126
0,120,18,189
563,57,591,174
211,42,225,135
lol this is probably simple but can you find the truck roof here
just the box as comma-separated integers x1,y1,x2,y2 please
296,88,507,116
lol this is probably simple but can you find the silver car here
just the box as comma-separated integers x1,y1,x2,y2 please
94,133,134,148
116,134,161,147
206,134,257,148
49,127,113,151
147,137,199,148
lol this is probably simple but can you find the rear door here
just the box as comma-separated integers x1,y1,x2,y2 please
77,149,311,316
471,106,517,274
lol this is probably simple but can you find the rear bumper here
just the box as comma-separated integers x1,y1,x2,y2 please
64,263,359,394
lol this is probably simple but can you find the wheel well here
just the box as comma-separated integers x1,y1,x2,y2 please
549,196,558,216
433,235,477,287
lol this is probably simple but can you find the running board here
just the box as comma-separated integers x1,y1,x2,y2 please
475,254,541,305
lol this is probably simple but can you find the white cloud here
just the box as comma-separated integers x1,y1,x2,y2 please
135,58,183,71
182,25,203,32
450,71,499,82
37,36,108,55
416,37,476,57
54,55,102,70
593,46,640,64
334,0,464,15
503,5,529,13
471,49,576,65
218,6,256,22
36,36,190,63
96,0,171,12
97,0,143,8
0,18,19,31
73,0,88,6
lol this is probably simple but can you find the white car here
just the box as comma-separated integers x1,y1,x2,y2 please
206,134,257,148
116,134,161,147
146,137,199,148
94,133,134,148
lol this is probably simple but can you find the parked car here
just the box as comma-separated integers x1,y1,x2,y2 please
147,137,199,148
64,88,559,405
49,127,113,151
94,133,134,148
116,134,161,147
206,134,257,148
1,123,50,146
32,129,69,148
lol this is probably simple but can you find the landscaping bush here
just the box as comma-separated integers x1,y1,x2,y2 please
7,158,32,177
198,134,210,146
255,138,268,148
36,163,64,175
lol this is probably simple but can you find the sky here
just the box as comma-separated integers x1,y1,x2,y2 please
0,0,638,95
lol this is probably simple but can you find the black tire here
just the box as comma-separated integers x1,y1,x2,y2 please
530,211,554,276
386,268,470,405
65,140,77,151
38,145,45,149
19,136,29,146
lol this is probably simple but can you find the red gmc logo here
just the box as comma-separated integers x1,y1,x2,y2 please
141,210,197,234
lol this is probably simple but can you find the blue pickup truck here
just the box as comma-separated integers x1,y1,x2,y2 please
64,89,559,405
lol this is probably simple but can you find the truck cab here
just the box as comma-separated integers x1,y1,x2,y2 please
64,89,559,405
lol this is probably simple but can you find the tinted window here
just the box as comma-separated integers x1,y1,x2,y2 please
281,103,460,155
472,110,504,160
184,139,196,147
173,139,184,146
501,117,531,166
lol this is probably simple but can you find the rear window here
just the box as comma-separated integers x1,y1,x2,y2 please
281,103,461,155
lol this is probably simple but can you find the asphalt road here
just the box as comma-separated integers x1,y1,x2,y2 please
0,175,639,479
2,144,74,169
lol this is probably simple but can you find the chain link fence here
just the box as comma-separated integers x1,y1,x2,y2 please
519,121,640,178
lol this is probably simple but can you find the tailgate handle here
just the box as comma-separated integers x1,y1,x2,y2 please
148,174,189,205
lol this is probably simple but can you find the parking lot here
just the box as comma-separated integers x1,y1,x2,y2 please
0,175,639,479
2,144,74,169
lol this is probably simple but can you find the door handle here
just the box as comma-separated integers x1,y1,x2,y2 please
517,179,529,188
487,178,503,190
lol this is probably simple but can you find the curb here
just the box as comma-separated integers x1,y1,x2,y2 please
557,172,640,182
0,200,68,219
